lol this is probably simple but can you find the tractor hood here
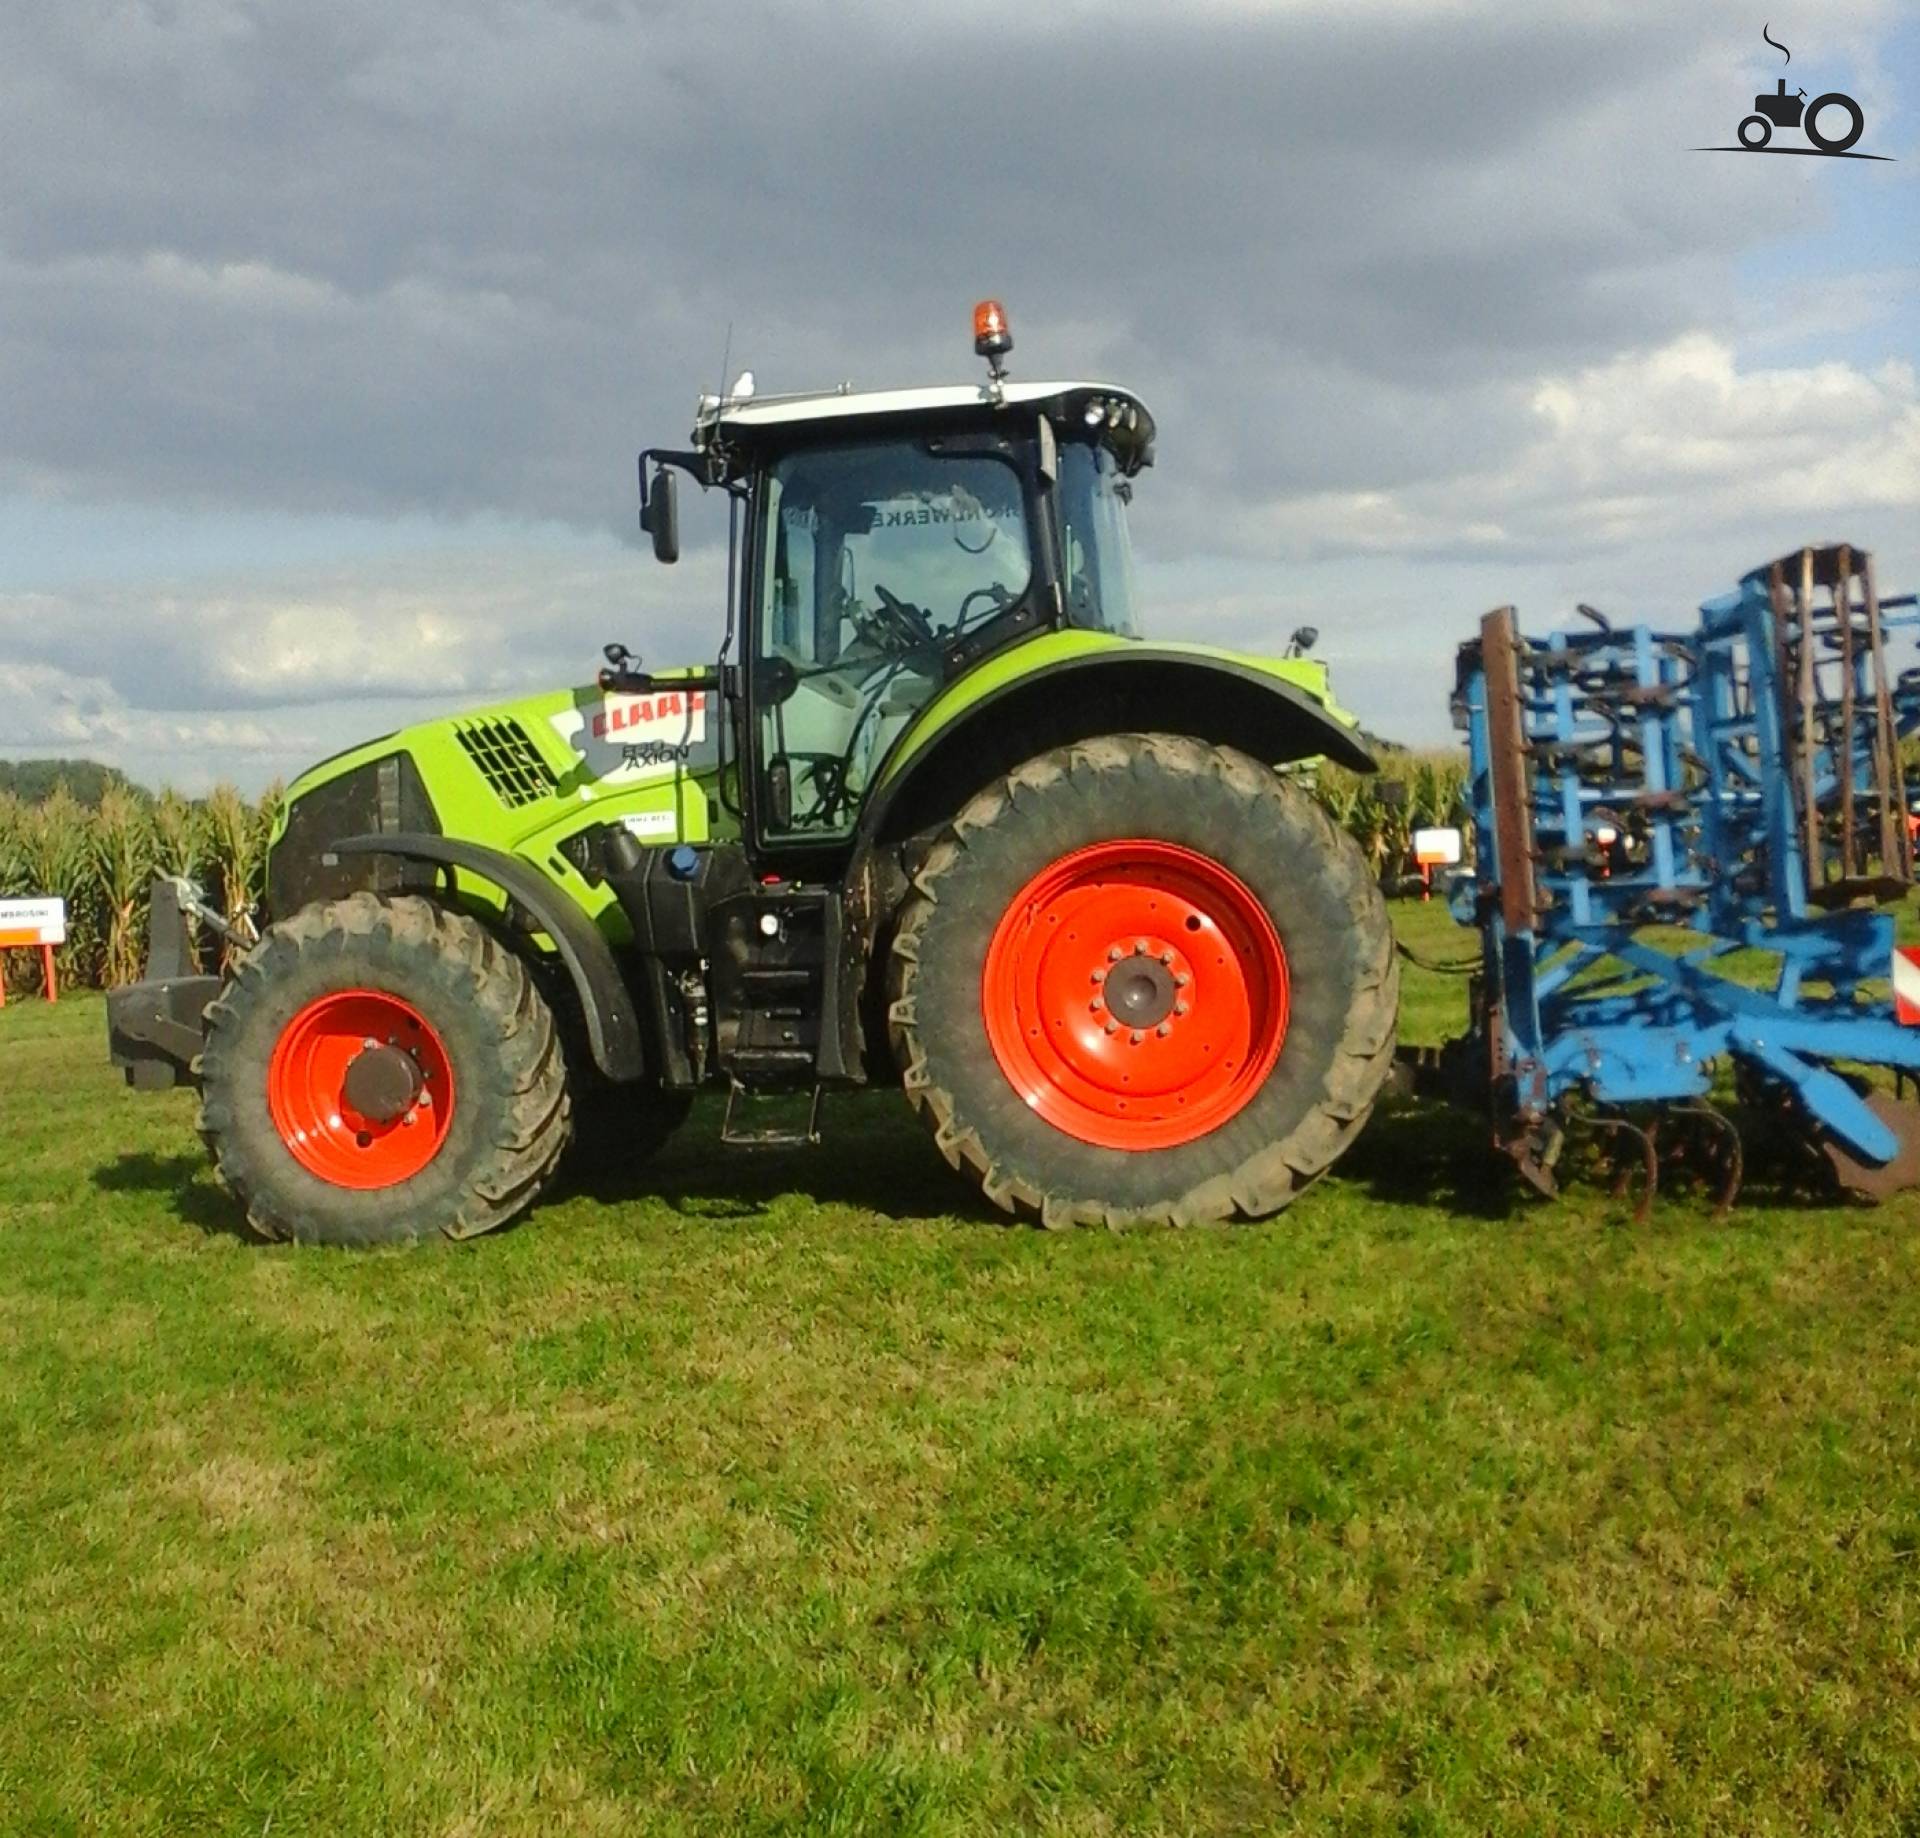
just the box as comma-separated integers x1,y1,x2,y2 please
266,670,728,923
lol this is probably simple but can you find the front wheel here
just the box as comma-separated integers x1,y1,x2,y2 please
198,893,571,1245
1737,114,1773,148
887,734,1398,1227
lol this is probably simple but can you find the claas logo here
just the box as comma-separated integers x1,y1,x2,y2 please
590,690,708,740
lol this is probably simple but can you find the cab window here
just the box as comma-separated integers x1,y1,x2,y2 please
1058,440,1140,637
755,439,1031,839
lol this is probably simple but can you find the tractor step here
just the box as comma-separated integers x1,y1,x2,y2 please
720,1080,823,1148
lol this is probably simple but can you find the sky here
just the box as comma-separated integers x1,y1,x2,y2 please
1,0,1914,790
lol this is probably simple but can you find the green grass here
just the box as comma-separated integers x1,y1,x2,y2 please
3,902,1919,1834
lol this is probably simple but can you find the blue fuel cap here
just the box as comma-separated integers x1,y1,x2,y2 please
666,844,701,880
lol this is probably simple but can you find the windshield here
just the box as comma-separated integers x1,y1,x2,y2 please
755,438,1032,838
1058,441,1140,637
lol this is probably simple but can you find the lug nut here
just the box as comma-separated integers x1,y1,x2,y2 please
1103,1021,1118,1036
1088,998,1102,1012
1108,946,1123,962
1159,951,1174,965
1174,972,1191,988
1156,1023,1171,1037
1129,1029,1144,1045
1174,1001,1189,1017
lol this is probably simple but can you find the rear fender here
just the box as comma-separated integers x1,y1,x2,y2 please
861,647,1375,853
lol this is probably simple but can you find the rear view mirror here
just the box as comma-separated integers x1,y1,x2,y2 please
640,466,680,564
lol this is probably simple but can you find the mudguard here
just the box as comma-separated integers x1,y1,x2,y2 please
861,643,1376,851
328,833,645,1081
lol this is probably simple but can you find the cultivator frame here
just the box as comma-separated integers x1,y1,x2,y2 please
1451,544,1920,1207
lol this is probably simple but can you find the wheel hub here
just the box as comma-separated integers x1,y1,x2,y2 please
1098,947,1179,1029
341,1042,425,1124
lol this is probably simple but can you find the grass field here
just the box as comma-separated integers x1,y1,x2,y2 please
3,901,1918,1835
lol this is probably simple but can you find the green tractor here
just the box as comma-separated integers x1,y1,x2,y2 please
108,303,1398,1244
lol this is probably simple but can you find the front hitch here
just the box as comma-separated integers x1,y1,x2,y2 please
105,878,225,1091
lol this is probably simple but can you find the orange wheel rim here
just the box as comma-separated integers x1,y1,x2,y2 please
267,990,455,1189
981,840,1289,1150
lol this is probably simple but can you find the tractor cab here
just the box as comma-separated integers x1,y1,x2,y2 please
632,303,1156,844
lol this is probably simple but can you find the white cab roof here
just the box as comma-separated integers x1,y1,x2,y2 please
693,379,1153,444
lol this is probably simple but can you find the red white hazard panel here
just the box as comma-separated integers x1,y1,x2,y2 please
1895,946,1920,1025
548,689,709,783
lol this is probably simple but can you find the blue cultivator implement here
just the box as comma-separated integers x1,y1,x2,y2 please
1447,543,1920,1209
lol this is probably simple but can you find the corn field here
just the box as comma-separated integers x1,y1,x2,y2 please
0,782,281,999
0,752,1469,996
1315,749,1473,883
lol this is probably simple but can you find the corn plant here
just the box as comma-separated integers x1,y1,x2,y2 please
151,788,201,879
10,787,96,993
202,784,271,968
92,785,156,989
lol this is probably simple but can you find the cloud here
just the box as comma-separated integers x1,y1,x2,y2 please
0,659,283,792
0,537,724,706
1236,334,1920,561
0,0,1903,531
0,0,1912,774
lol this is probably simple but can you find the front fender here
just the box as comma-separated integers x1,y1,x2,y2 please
328,833,645,1081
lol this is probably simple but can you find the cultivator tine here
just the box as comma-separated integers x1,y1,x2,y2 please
1589,1114,1658,1224
1667,1100,1744,1217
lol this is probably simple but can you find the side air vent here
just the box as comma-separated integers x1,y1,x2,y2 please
454,717,559,809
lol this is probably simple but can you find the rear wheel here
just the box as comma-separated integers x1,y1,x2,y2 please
888,734,1398,1226
1804,93,1864,153
198,893,570,1245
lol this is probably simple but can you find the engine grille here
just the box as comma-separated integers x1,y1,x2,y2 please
454,717,559,808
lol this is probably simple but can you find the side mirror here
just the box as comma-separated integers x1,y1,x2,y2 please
640,466,680,565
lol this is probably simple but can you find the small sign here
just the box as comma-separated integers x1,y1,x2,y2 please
1895,946,1920,1025
0,896,65,948
1412,827,1463,867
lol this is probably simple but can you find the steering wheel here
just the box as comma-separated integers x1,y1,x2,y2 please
871,581,935,649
